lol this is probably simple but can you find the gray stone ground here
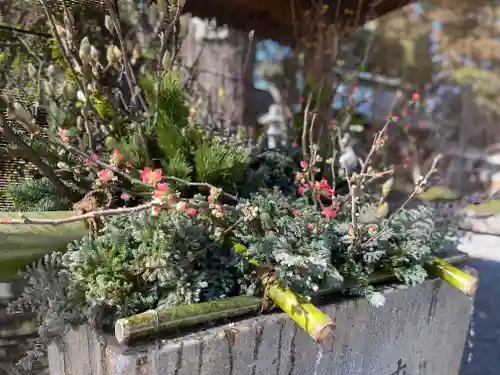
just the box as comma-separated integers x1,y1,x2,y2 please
458,231,500,375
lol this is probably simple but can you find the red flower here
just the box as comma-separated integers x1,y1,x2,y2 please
151,206,161,216
292,211,297,217
412,92,420,101
176,202,186,212
322,207,337,220
112,148,124,165
297,186,305,195
348,225,354,231
307,223,314,230
59,128,69,143
98,169,114,182
140,168,163,185
153,183,169,200
120,192,132,201
295,172,302,181
300,161,308,169
186,208,198,216
87,153,99,165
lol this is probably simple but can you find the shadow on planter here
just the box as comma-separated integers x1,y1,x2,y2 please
48,277,474,375
459,258,500,375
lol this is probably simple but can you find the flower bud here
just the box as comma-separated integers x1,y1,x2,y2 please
42,81,53,97
90,46,99,62
131,45,141,65
62,81,76,99
112,46,122,60
104,15,114,34
77,90,86,102
46,64,55,78
106,45,116,64
161,51,169,71
79,37,91,64
28,63,37,79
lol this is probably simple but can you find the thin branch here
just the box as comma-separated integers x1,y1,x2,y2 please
0,202,154,225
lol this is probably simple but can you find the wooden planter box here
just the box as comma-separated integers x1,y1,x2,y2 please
47,278,474,375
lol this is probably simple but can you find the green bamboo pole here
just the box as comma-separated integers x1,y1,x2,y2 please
115,296,262,344
112,253,470,344
232,241,335,343
426,256,478,297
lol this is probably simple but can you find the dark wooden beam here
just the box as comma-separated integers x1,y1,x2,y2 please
182,0,413,44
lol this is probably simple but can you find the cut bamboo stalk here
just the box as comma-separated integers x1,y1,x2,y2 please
113,252,469,345
115,296,262,344
426,256,478,297
266,283,334,343
233,241,335,343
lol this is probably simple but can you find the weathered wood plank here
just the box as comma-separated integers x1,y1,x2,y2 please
0,211,86,280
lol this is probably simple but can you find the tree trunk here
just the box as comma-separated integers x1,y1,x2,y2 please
178,16,256,137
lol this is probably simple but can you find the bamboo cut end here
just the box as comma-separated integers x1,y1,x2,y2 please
115,319,129,345
467,277,478,297
316,322,335,344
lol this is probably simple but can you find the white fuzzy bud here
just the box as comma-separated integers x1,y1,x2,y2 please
46,64,55,78
106,45,116,64
77,90,86,102
28,63,37,79
161,51,169,71
104,15,114,34
90,46,99,62
79,37,91,64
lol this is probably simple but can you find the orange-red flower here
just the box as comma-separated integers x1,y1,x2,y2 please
322,207,337,220
140,168,163,185
59,128,69,143
87,153,99,165
153,183,169,201
111,148,124,165
98,169,114,182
